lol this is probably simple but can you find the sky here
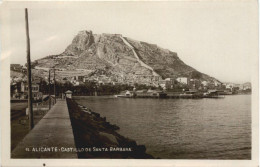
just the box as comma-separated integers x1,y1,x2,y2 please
1,1,258,84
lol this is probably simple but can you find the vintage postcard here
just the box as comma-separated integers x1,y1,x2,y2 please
0,0,258,167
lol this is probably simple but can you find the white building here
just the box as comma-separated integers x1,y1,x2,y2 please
214,80,221,87
177,77,188,84
225,83,234,89
201,81,208,87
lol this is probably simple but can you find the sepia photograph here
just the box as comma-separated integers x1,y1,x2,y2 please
0,0,258,166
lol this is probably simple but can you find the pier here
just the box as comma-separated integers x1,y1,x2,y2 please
11,97,154,158
11,99,77,158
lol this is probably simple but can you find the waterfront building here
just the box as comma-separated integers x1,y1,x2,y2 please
125,90,132,97
164,78,175,89
189,79,201,89
243,82,251,90
135,89,166,98
224,83,234,90
20,82,43,100
177,77,188,85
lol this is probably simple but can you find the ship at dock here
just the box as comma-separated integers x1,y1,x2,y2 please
203,90,225,98
115,89,167,98
115,89,225,99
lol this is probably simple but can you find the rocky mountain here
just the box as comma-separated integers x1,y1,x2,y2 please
34,30,219,85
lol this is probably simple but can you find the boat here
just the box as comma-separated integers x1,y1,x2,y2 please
114,95,131,98
218,90,233,95
179,90,203,99
114,90,133,98
203,90,225,98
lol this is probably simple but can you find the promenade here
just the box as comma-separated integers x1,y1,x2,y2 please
11,99,77,158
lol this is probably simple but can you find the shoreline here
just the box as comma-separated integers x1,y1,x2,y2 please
72,93,251,100
66,98,155,159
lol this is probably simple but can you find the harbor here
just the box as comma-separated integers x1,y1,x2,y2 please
74,94,251,159
114,89,227,99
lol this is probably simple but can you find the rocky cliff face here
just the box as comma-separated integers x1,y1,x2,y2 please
36,30,218,85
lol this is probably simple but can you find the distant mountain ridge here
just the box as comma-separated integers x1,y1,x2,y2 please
34,30,220,85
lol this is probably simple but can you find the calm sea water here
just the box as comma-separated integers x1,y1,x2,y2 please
75,95,251,159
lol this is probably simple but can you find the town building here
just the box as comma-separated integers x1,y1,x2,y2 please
10,64,23,72
224,83,234,90
201,81,208,87
20,82,43,100
176,77,188,85
164,78,175,89
158,80,167,89
188,79,201,89
214,80,222,87
243,82,251,90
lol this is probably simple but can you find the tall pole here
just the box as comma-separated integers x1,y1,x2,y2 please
53,68,56,103
25,8,34,129
49,70,51,109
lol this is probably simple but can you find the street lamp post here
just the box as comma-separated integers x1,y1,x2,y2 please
49,69,51,109
53,68,56,103
25,8,34,129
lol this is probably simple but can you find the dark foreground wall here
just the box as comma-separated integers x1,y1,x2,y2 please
66,98,154,159
11,100,77,158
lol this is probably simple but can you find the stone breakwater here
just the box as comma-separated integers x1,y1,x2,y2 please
66,98,154,158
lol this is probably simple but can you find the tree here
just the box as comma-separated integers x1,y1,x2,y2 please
25,60,38,69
